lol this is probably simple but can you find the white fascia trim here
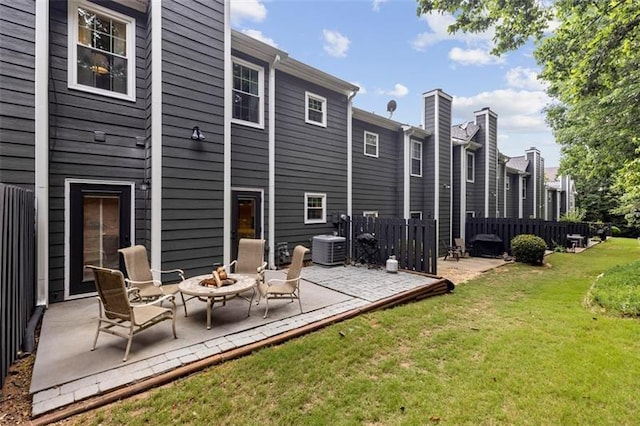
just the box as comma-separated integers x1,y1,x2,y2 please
224,0,232,265
268,55,280,269
64,179,135,300
434,93,440,237
503,162,507,218
460,147,466,240
532,151,537,218
402,126,411,219
35,0,49,306
484,112,489,217
150,1,162,271
347,91,356,219
423,89,452,102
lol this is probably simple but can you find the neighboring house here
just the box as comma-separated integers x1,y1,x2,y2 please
0,0,573,305
544,167,577,221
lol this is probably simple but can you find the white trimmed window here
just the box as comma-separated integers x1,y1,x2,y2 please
305,92,327,127
304,193,326,224
364,131,379,157
466,151,475,183
68,1,136,101
409,211,422,220
521,177,527,199
363,211,378,218
466,211,476,218
232,57,264,128
411,140,422,177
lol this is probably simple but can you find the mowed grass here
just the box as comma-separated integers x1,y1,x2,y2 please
67,238,640,425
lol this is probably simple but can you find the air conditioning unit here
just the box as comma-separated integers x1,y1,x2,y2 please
312,235,346,266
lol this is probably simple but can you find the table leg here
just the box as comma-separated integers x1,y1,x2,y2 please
207,297,213,330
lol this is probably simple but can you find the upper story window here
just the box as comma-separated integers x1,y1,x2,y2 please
364,131,379,157
466,151,475,183
304,193,326,224
305,92,327,127
411,140,422,177
232,58,264,128
363,211,378,218
68,1,136,101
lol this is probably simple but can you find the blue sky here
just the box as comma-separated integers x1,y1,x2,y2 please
230,0,560,166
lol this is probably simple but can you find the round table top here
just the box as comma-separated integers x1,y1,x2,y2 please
178,273,256,297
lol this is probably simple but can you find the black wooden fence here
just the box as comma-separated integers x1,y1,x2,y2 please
1,184,36,390
466,217,611,253
345,217,438,275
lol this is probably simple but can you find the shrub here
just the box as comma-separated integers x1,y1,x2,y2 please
511,234,547,265
611,225,621,236
559,208,586,223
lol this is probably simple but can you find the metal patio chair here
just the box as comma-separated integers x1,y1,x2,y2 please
86,265,177,362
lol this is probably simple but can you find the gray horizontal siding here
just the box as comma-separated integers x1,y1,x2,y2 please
274,70,348,249
161,0,226,276
0,0,35,189
352,119,402,217
47,1,148,301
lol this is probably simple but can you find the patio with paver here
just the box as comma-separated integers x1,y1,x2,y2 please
30,265,444,417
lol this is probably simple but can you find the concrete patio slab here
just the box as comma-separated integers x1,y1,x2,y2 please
30,265,446,418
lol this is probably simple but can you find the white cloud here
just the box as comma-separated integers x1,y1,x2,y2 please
372,0,388,12
505,66,545,91
413,12,504,67
230,0,267,25
412,12,495,50
453,89,559,163
376,83,409,98
322,30,350,58
352,82,367,94
453,89,551,134
448,47,505,66
240,29,278,48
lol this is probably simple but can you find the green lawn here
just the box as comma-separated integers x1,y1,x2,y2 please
70,238,640,425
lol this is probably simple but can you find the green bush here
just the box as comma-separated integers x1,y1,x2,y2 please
559,208,586,223
611,225,621,236
511,234,547,265
586,260,640,316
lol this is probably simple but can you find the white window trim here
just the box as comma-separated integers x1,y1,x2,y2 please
305,91,327,127
410,140,422,177
67,0,136,102
363,131,379,158
304,192,326,224
466,151,475,183
409,211,423,220
363,211,378,218
466,211,476,218
231,56,265,129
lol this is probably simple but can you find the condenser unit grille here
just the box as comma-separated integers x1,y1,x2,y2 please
312,235,346,266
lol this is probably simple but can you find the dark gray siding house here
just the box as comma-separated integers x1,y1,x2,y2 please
423,89,452,246
274,66,353,250
352,108,403,218
0,0,36,189
160,0,226,275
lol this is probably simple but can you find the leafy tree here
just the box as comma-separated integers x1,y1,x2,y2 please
416,0,640,227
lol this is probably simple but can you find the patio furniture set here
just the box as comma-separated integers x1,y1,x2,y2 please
85,239,309,361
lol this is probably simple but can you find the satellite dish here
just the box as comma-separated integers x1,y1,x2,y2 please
387,100,397,118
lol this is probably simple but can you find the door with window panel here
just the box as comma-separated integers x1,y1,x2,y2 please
69,183,131,296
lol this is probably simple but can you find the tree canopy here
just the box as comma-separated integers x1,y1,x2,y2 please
417,0,640,227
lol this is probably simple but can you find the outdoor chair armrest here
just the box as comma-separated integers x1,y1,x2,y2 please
151,268,185,281
125,278,162,288
265,277,300,287
126,287,141,296
131,293,175,308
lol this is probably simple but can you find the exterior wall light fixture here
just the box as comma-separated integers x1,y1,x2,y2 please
191,126,205,141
